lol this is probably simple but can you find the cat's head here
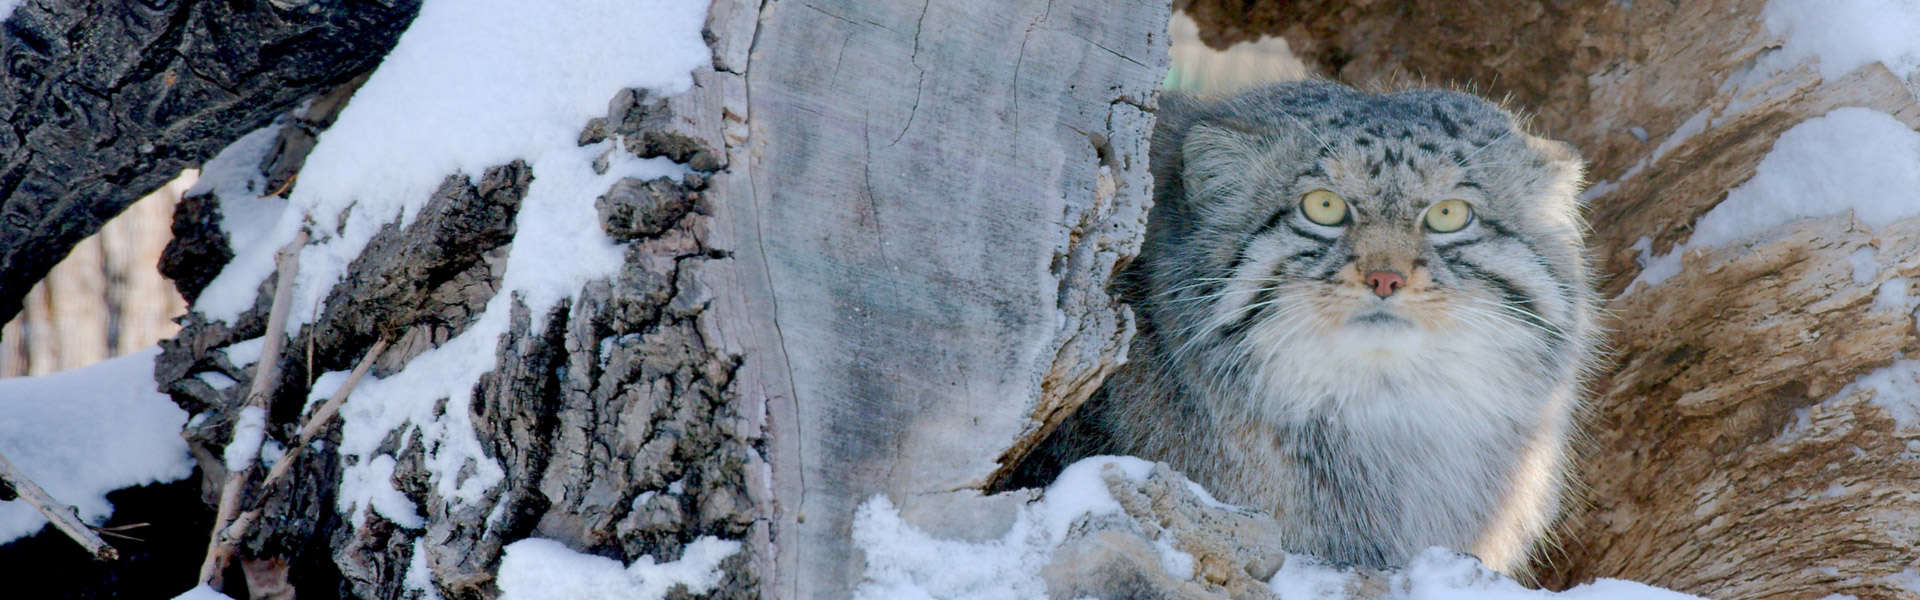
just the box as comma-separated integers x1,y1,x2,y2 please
1144,82,1595,402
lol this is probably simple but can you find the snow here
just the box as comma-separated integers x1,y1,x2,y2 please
0,348,194,544
1763,0,1920,81
1624,108,1920,295
338,453,424,529
1876,278,1916,313
496,537,740,600
181,0,710,530
1851,247,1882,285
220,336,266,370
188,126,287,324
851,457,1697,599
222,406,268,471
1833,359,1920,431
1887,568,1920,593
404,537,445,600
170,584,237,600
851,457,1155,600
1650,109,1710,163
1269,549,1703,599
1390,548,1702,599
196,371,239,391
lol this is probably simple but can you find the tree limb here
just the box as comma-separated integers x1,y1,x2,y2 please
0,452,117,560
197,230,306,587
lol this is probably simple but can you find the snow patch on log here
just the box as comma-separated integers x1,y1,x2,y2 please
181,0,713,529
1832,360,1920,431
1626,107,1920,294
188,125,288,320
497,536,740,600
1763,0,1920,81
0,348,193,544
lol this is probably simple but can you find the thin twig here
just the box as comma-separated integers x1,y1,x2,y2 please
0,452,118,560
265,336,387,496
197,230,308,587
259,173,298,199
208,336,388,578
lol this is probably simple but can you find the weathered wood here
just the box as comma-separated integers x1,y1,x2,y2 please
737,0,1167,595
0,451,117,560
1182,1,1920,597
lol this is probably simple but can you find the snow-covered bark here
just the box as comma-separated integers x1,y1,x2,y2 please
1184,1,1920,597
149,0,1166,597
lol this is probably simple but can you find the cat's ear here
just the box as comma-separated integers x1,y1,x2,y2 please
1525,135,1586,206
1181,123,1264,204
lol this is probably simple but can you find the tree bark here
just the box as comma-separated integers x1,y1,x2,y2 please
1184,1,1920,597
0,0,418,327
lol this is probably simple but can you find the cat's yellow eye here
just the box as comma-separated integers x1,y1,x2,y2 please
1300,190,1347,226
1425,199,1473,233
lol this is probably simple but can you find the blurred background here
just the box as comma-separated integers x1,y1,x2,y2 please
0,173,192,378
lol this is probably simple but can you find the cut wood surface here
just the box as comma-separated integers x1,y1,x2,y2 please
737,0,1168,595
1182,1,1920,597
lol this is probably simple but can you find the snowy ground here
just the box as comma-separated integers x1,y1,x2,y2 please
0,348,192,545
853,457,1701,600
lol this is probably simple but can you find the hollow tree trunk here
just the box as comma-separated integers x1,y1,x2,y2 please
1184,1,1920,597
149,0,1167,597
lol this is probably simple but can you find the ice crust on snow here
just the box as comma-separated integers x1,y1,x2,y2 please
1625,107,1920,293
0,348,194,544
495,537,740,600
181,0,709,529
851,457,1698,599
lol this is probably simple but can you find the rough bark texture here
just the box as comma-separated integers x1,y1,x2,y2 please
0,0,418,327
1184,1,1920,598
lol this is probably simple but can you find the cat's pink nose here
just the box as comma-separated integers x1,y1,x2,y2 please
1365,270,1405,298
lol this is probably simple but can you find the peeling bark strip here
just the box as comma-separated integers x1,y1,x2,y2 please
1182,1,1920,597
0,0,419,327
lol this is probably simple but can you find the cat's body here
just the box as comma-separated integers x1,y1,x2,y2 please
1029,82,1597,573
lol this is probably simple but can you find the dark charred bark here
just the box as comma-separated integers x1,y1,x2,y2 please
0,0,418,326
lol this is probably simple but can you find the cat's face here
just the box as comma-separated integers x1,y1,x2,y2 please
1146,85,1594,400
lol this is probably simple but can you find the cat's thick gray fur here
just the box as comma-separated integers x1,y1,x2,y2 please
1038,81,1598,574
